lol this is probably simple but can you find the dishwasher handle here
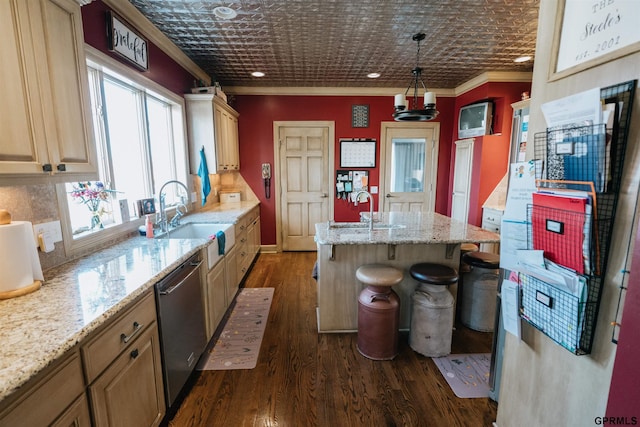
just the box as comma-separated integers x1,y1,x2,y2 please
158,260,203,296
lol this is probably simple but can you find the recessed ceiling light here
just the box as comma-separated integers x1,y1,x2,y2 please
251,71,265,77
514,55,532,63
213,6,237,20
367,72,381,78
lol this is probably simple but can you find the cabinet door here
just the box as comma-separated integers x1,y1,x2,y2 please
36,0,97,175
89,323,165,427
213,102,239,171
51,394,91,427
226,113,240,169
0,352,86,427
0,0,50,175
225,246,239,303
206,260,227,338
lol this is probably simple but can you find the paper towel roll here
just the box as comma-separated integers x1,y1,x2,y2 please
0,221,44,295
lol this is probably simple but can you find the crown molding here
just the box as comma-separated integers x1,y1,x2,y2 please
454,71,533,96
225,86,456,97
225,72,531,97
99,0,211,85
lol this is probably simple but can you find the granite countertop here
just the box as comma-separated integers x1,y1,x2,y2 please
315,211,500,245
0,201,258,403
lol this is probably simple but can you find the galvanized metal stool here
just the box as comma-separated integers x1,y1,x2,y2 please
460,251,500,332
409,263,458,357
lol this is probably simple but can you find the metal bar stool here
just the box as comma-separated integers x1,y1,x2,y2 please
460,251,500,332
409,263,458,357
356,264,403,360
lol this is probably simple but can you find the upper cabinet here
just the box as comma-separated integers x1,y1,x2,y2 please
0,0,97,181
185,94,240,173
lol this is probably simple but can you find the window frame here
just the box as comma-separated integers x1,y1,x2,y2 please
56,45,189,257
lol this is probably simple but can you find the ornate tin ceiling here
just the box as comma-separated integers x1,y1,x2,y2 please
128,0,539,89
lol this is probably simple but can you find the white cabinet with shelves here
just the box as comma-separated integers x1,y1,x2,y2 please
185,94,240,174
0,0,97,181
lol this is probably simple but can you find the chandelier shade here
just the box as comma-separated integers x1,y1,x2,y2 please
393,33,439,122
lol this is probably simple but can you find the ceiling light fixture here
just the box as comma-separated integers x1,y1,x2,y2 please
514,55,532,63
367,72,381,79
213,6,237,20
393,33,438,122
251,71,265,77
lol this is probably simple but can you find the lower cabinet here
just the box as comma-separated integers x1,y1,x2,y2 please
205,259,227,339
83,291,165,427
88,323,165,427
0,351,89,426
225,245,239,304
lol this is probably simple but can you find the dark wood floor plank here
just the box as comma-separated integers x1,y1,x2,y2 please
167,251,497,427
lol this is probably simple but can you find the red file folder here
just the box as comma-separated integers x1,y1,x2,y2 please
531,192,588,274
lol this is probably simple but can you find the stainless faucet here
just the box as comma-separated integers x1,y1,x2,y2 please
158,180,190,233
355,190,374,231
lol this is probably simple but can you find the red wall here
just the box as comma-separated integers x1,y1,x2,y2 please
448,82,531,226
81,1,197,96
606,219,640,419
233,95,456,246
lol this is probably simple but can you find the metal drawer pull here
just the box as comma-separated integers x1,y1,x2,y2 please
130,349,139,359
120,321,143,344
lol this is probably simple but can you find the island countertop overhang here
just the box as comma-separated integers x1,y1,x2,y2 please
315,212,500,245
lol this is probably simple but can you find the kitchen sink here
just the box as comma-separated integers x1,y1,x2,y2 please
157,223,235,268
327,221,406,230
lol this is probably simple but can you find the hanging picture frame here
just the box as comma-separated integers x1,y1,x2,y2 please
549,0,640,81
107,11,149,71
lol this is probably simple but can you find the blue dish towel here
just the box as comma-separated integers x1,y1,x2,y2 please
198,147,211,206
216,230,225,255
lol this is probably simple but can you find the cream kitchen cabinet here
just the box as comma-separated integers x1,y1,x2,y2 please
0,0,97,181
235,206,261,280
185,94,240,174
204,258,227,340
83,291,165,427
224,245,239,305
0,351,90,426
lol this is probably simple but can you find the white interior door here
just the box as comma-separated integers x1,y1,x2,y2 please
451,138,474,223
380,123,439,212
276,122,333,251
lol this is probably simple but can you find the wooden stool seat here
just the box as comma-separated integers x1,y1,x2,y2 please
356,264,403,287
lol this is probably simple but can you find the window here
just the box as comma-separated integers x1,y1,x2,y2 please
59,50,188,252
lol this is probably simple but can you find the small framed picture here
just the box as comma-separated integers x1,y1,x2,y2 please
137,198,156,216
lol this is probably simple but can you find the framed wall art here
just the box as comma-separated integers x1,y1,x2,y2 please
107,11,149,71
550,0,640,81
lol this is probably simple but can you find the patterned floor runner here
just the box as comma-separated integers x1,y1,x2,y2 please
198,287,274,370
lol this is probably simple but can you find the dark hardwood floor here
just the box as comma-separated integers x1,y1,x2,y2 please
167,252,498,427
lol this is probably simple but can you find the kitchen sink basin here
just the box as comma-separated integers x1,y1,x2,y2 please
157,223,235,268
327,221,406,230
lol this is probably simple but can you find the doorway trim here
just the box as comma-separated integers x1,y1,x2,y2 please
273,121,335,252
379,121,440,212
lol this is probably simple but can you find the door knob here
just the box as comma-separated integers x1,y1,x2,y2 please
321,193,328,198
386,194,392,198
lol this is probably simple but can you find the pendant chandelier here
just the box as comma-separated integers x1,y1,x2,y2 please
393,33,439,121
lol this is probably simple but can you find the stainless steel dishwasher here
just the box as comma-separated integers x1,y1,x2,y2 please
155,253,207,408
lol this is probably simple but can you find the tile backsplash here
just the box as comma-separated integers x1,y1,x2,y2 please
0,183,64,271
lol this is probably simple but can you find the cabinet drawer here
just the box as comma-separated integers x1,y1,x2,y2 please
482,208,503,233
82,291,157,383
0,352,85,426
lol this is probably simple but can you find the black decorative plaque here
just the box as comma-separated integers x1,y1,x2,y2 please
351,104,369,128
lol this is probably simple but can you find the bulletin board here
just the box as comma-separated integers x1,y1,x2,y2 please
340,138,376,168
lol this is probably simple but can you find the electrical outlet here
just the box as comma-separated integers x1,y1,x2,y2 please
32,221,62,243
191,192,197,202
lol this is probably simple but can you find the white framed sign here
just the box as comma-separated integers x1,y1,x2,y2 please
551,0,640,79
107,11,149,71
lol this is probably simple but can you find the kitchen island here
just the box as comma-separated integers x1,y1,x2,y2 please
314,212,500,332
